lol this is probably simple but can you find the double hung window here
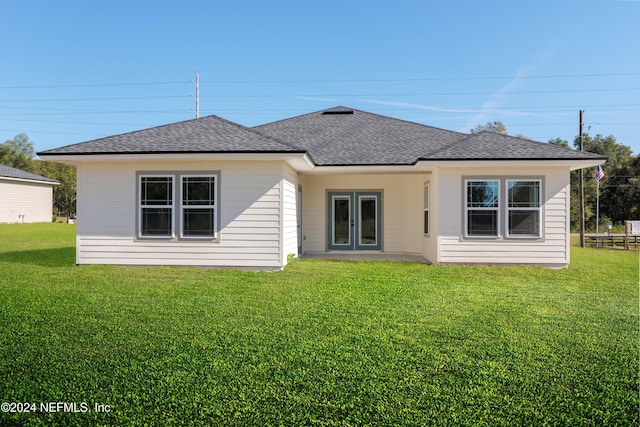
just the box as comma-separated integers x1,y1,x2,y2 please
181,175,216,238
140,176,174,237
507,180,541,237
464,178,541,239
423,183,430,235
465,180,500,237
138,173,218,240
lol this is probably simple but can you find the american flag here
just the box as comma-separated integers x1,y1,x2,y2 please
594,165,605,182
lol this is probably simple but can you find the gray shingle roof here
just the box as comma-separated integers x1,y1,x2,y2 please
422,131,606,160
38,115,303,155
38,106,607,166
254,107,607,165
0,164,59,184
253,107,465,165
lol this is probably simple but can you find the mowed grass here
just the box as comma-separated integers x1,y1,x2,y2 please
0,224,638,426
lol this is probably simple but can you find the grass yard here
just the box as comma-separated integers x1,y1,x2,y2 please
0,224,638,426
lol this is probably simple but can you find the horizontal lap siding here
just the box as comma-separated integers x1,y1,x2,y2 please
437,167,570,265
0,180,53,223
282,165,299,261
76,161,284,268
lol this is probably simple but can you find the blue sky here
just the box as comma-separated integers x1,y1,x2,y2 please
1,0,639,154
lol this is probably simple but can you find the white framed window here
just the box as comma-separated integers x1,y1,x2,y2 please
423,183,430,235
180,175,216,238
138,172,218,240
465,180,500,238
139,175,175,238
506,180,541,238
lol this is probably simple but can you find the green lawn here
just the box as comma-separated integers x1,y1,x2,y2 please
0,223,638,426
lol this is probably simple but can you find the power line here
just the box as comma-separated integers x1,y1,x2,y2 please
0,72,637,90
0,95,190,103
200,72,640,83
0,81,190,90
1,88,636,104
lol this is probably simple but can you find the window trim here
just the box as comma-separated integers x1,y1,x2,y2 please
462,176,545,241
138,174,175,239
464,179,500,239
179,174,217,239
423,182,430,236
505,179,542,238
136,171,220,242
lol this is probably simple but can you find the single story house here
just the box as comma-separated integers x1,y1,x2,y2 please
38,107,606,268
0,164,59,223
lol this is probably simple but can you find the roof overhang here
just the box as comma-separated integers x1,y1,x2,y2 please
415,158,606,171
298,158,607,174
38,151,313,168
38,152,606,174
0,176,59,185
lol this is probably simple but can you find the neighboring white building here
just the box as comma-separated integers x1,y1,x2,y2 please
38,107,606,268
0,164,59,223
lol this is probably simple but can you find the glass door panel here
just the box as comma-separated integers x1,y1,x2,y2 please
333,196,351,246
358,196,377,246
329,193,353,249
328,191,381,251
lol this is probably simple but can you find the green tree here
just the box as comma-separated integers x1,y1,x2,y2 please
470,121,508,135
0,133,37,172
36,161,77,216
559,134,639,230
575,134,638,227
548,137,570,149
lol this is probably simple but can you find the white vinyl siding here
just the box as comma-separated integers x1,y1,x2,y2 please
281,164,299,260
437,167,569,266
75,160,289,268
0,179,54,223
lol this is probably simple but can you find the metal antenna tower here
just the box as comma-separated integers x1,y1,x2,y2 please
192,71,200,119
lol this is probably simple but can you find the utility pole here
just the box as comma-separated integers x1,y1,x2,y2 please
192,71,200,119
578,110,585,248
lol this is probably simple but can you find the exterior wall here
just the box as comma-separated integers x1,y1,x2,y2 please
74,161,572,267
281,163,299,261
301,173,428,254
422,171,438,263
0,179,53,223
76,160,290,268
435,166,570,266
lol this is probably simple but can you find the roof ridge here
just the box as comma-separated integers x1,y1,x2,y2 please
254,105,468,137
345,107,468,137
210,114,304,151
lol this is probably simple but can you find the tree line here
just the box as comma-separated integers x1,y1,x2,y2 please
1,134,76,218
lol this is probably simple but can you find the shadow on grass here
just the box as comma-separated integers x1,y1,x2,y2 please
1,247,76,267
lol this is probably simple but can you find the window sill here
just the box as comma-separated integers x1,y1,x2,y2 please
461,235,545,242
